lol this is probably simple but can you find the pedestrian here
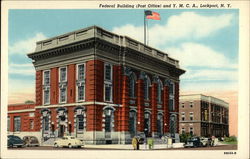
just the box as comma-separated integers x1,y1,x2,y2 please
136,137,140,150
132,137,137,150
148,138,154,149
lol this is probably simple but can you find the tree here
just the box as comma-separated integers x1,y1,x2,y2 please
24,100,35,104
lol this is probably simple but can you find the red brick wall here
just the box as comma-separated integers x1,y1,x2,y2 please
137,79,144,132
50,68,58,104
121,75,129,131
67,64,76,103
85,61,96,101
8,112,35,132
163,86,170,133
95,60,104,102
86,105,103,131
151,83,157,133
35,71,43,105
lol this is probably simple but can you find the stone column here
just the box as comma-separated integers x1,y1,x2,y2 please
174,82,180,133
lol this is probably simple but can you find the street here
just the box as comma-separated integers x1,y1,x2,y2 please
8,144,237,151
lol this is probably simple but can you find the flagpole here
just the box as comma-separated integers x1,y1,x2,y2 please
144,10,146,45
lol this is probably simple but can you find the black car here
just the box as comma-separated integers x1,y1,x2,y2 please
184,137,203,148
8,135,25,148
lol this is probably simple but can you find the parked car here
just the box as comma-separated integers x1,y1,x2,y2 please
184,137,203,148
200,137,211,147
23,136,39,147
8,135,25,148
54,136,84,148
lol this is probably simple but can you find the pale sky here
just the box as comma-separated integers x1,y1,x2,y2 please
8,9,238,104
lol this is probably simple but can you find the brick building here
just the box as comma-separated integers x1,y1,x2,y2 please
8,26,185,144
179,94,229,137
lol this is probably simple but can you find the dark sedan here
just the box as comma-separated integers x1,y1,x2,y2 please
8,135,25,148
184,137,203,148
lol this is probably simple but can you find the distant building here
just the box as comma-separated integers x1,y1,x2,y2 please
7,26,185,144
179,94,229,137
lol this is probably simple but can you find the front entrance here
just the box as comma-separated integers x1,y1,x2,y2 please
144,112,151,137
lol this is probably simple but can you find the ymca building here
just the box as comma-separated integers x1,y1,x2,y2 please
7,26,185,144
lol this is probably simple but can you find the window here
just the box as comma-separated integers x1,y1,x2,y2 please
7,117,10,131
181,103,184,108
60,67,67,82
169,99,174,111
78,64,85,81
181,128,185,134
44,71,50,85
190,112,194,121
43,70,50,105
77,64,85,101
76,115,84,131
104,63,113,102
104,84,112,102
30,120,34,130
190,102,193,108
59,67,67,103
144,76,149,100
43,116,49,131
104,64,112,81
60,87,66,103
128,74,136,98
14,116,21,132
190,127,194,135
157,80,163,103
181,112,185,121
169,82,174,95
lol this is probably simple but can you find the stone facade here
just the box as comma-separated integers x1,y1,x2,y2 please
8,26,185,144
179,94,229,137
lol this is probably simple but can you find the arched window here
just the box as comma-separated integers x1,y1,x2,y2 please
128,74,136,98
144,76,150,100
76,115,84,131
157,79,163,103
129,110,137,137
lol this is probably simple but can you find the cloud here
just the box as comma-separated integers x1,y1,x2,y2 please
9,32,47,55
9,63,35,76
112,12,233,47
167,42,237,69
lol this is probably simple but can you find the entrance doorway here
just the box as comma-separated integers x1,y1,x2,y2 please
144,112,151,137
58,125,65,137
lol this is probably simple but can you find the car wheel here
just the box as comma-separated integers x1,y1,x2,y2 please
68,144,72,148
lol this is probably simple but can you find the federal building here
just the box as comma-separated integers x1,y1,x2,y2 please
7,26,185,144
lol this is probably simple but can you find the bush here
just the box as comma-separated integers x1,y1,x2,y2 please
180,132,193,143
224,136,237,142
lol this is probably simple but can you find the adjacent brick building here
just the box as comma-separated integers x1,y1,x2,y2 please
8,26,185,144
179,94,229,137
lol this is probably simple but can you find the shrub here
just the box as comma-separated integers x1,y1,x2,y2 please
180,132,193,143
224,136,237,142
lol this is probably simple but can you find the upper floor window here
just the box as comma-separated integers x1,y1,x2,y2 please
181,128,185,134
181,112,185,121
190,112,194,121
77,64,85,101
169,82,174,95
60,87,67,103
128,74,136,98
44,70,50,85
104,64,112,81
190,102,193,108
14,116,21,132
60,67,67,82
181,103,185,108
169,99,174,111
157,79,163,103
104,63,113,102
44,89,50,105
30,120,34,130
78,64,85,81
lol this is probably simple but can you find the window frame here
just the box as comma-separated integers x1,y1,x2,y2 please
59,66,67,104
76,63,86,102
14,116,21,132
43,70,51,105
104,63,113,102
